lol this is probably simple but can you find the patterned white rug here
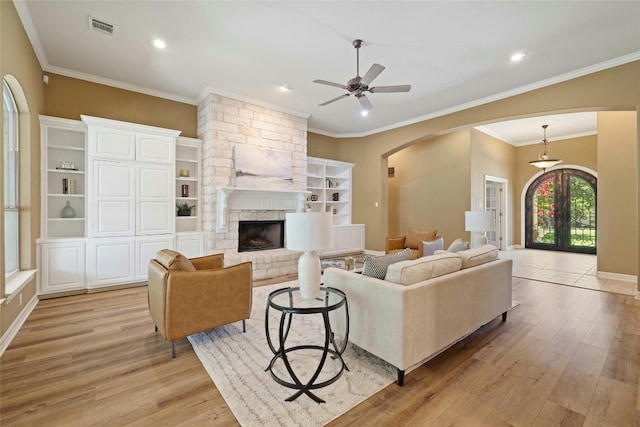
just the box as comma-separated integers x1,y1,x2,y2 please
188,281,396,427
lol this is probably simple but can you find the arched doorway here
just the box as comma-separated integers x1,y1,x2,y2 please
525,168,597,254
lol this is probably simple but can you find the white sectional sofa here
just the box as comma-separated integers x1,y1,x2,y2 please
323,244,513,386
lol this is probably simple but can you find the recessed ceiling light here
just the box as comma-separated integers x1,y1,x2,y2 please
279,83,294,92
510,52,527,62
152,39,167,49
361,110,369,117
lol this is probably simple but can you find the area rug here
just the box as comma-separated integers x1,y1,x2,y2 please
188,281,396,427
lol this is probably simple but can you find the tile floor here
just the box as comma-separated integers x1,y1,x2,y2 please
499,248,638,296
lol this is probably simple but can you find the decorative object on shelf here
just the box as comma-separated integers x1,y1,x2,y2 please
465,210,496,248
179,169,190,177
285,212,334,299
176,202,195,217
332,192,340,201
326,179,332,188
310,194,318,201
181,184,189,197
529,124,562,171
62,178,69,194
57,161,77,170
60,200,76,218
69,178,76,194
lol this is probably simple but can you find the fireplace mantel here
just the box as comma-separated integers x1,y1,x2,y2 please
216,187,310,232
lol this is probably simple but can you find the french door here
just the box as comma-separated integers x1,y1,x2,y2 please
525,169,597,254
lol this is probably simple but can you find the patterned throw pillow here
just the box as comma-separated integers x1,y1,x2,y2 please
362,248,412,279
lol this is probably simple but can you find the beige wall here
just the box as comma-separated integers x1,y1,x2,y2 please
308,61,639,282
1,0,45,334
597,111,637,275
387,130,471,244
44,73,198,137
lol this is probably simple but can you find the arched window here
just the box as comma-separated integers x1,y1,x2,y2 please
4,78,19,277
525,168,597,254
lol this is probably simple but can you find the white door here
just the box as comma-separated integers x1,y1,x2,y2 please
39,241,86,294
484,177,507,249
136,163,173,235
90,126,135,161
136,134,174,164
92,160,135,237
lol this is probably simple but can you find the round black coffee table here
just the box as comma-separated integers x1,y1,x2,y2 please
265,286,349,403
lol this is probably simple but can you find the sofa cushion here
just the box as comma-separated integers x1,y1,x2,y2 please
156,249,196,271
405,228,437,249
447,238,471,252
456,244,499,269
385,252,462,286
362,248,412,279
422,237,444,256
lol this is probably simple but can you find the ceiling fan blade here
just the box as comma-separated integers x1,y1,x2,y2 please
360,63,385,86
319,93,351,106
313,79,348,90
369,84,412,93
358,94,373,111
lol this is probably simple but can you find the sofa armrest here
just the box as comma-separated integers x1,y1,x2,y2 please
164,261,253,340
324,267,413,370
385,235,407,253
190,253,224,270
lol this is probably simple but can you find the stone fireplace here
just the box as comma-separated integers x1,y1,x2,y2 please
197,92,309,279
238,220,285,252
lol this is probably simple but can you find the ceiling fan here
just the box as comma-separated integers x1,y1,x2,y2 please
313,39,411,112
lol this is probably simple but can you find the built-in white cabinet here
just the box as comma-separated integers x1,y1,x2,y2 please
37,115,196,297
37,239,86,296
307,157,365,255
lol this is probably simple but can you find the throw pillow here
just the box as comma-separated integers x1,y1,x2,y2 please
385,253,462,285
447,238,471,253
422,237,444,256
457,244,499,269
404,228,437,249
362,248,412,279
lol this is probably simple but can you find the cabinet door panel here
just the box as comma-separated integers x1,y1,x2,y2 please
137,164,173,235
136,237,174,279
91,127,135,161
91,239,135,287
176,234,205,258
39,242,86,293
92,161,135,236
136,134,174,164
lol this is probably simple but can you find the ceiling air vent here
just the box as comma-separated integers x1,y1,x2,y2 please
89,17,114,35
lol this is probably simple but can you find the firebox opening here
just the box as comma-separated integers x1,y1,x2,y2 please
238,220,285,252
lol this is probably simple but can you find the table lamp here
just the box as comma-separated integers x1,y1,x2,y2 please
285,212,334,299
465,210,496,248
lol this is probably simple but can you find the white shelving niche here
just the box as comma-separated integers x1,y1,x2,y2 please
40,116,87,239
306,156,365,255
175,136,204,257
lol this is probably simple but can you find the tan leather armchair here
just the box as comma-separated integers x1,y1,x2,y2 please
385,228,437,260
148,249,253,357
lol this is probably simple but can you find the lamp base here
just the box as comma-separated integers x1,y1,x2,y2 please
298,251,321,299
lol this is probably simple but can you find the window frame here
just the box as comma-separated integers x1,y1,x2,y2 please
4,78,20,278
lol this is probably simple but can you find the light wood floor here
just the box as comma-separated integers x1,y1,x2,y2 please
1,276,639,426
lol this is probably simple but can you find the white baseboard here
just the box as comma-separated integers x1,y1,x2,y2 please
596,271,638,283
0,294,39,357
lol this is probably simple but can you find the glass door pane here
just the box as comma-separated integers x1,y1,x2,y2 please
532,176,556,244
569,176,596,249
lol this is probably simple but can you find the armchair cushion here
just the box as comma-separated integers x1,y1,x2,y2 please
156,249,196,271
405,228,437,249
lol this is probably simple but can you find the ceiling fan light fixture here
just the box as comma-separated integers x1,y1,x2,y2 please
361,109,369,117
279,83,294,92
529,124,562,170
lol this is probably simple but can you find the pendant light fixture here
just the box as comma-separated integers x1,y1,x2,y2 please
529,124,562,170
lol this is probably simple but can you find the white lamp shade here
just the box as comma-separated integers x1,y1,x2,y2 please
465,211,496,232
285,212,334,251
